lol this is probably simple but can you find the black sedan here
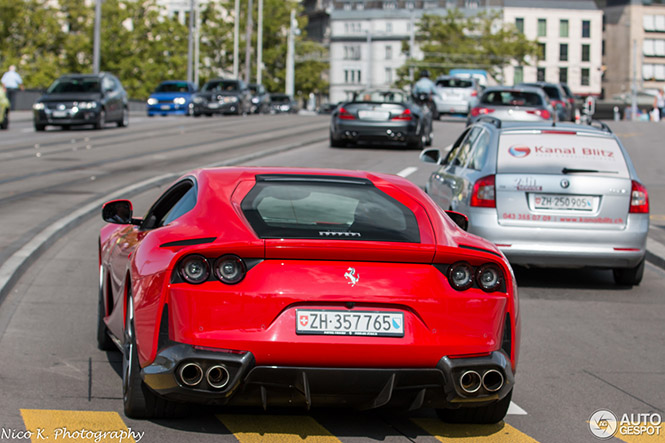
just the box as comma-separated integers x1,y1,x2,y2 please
192,79,252,116
32,73,129,131
330,89,433,149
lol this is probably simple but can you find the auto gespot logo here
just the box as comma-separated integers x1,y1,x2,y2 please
508,145,531,158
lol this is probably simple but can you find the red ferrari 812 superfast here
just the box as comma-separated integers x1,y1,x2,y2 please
98,167,520,423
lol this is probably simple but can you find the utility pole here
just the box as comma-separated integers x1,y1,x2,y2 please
285,9,295,96
257,0,263,85
244,0,254,84
93,0,102,74
631,39,637,121
194,8,200,86
233,0,240,78
409,10,415,84
187,0,195,83
366,25,372,89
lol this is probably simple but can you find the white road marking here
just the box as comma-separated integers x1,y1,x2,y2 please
508,401,528,415
397,166,418,177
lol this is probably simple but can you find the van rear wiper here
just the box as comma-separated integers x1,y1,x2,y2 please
561,167,618,174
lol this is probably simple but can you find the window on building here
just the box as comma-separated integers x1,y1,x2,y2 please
356,1,364,10
656,64,665,81
582,44,590,62
538,42,546,60
344,69,362,84
538,19,547,37
582,20,590,38
560,44,568,61
537,67,546,82
560,19,569,37
385,67,393,84
644,39,665,56
386,22,392,33
514,66,524,84
559,67,568,83
385,45,392,60
656,15,665,31
581,68,590,86
383,2,396,10
644,14,655,31
344,45,361,60
657,40,665,56
344,2,352,10
515,18,524,33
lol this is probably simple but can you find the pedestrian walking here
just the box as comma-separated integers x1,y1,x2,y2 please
653,88,665,121
1,65,24,111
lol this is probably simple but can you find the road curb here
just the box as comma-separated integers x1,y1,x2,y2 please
0,137,325,305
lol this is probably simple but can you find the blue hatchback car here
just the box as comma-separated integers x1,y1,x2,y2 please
147,81,197,116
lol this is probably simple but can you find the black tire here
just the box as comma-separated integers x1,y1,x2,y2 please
613,258,645,286
205,113,213,117
118,107,129,127
436,389,512,424
35,123,45,131
123,295,183,419
97,272,115,351
61,125,71,131
1,110,8,130
95,110,106,130
329,132,345,148
408,132,425,150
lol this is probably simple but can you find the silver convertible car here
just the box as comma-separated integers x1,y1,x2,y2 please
420,118,649,286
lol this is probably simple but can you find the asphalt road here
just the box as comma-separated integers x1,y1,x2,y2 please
0,111,663,443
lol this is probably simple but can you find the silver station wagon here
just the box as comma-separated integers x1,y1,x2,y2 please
421,119,649,286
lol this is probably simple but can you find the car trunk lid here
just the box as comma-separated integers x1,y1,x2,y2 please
494,131,632,230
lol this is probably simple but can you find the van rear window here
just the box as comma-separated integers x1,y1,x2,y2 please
497,133,630,178
241,176,420,243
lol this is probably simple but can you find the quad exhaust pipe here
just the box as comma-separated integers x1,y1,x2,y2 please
206,364,230,389
482,369,504,392
459,370,482,394
458,369,504,394
178,362,203,387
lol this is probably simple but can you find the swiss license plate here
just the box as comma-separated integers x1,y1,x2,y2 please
296,310,404,337
530,194,596,211
160,105,171,110
358,110,390,120
207,103,219,109
52,111,68,118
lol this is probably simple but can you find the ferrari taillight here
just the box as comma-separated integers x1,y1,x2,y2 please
629,180,649,213
214,255,246,284
179,255,210,284
178,254,247,284
445,262,505,293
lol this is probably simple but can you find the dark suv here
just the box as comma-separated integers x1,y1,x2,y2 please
33,73,129,131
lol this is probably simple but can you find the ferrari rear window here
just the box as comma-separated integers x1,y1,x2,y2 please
241,176,420,243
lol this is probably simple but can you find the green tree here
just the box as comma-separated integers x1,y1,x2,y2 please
396,9,539,88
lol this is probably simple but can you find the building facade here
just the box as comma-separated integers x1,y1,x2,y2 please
602,0,665,97
502,1,603,96
328,0,604,103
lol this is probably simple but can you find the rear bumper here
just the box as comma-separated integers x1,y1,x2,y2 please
468,208,648,268
141,344,514,409
435,100,471,114
332,120,420,144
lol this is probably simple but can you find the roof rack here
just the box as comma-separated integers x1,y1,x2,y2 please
475,116,502,128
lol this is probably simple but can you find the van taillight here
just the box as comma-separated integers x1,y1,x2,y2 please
629,180,649,213
470,175,496,208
